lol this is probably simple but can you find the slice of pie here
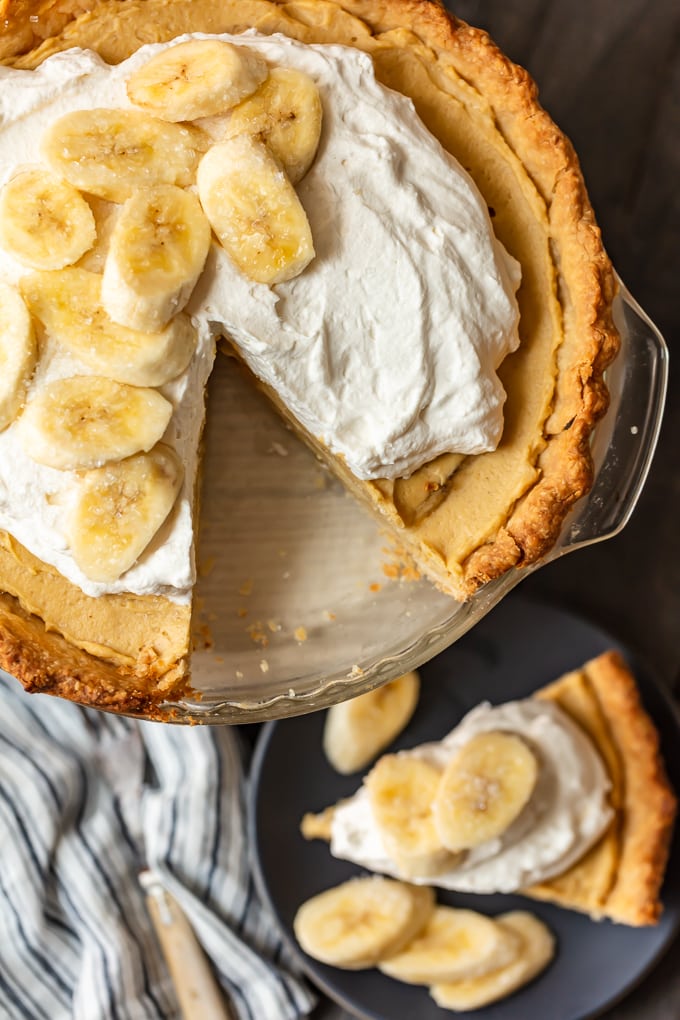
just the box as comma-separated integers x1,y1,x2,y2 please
0,0,619,712
302,651,677,926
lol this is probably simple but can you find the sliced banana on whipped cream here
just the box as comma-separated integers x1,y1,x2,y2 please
125,38,270,122
433,731,539,853
0,168,96,271
197,133,316,285
309,698,614,894
366,753,455,878
101,184,211,332
18,375,173,471
21,268,198,388
0,34,325,590
0,282,37,432
215,65,323,184
41,108,205,203
0,34,326,591
66,445,184,584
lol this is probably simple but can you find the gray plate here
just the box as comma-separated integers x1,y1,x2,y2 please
248,595,680,1020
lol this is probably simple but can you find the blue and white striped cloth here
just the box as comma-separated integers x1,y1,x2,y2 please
0,672,316,1020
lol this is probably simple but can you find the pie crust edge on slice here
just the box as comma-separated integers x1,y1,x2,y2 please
530,650,677,926
301,651,678,926
0,0,620,711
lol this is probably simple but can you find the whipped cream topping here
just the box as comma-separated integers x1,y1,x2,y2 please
330,699,613,893
0,32,520,600
189,33,521,480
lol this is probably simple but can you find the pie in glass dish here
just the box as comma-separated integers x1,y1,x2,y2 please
0,0,619,712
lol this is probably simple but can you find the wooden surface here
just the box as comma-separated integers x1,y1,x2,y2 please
310,1,680,1017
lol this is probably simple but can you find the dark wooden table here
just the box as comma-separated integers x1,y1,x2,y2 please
310,1,680,1016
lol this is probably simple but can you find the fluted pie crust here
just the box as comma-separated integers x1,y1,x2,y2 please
0,0,619,711
529,651,676,926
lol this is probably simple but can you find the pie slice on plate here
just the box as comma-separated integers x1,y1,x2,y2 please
303,651,677,926
0,0,619,712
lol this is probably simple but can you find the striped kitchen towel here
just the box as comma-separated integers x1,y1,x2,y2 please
0,673,316,1020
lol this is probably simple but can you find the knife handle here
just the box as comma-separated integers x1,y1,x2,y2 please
141,871,236,1020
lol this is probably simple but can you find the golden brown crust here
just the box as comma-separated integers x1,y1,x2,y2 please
0,593,190,713
0,528,192,712
531,651,676,926
375,3,618,592
0,0,619,707
585,651,677,925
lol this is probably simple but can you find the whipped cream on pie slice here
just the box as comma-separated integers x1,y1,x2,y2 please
329,699,614,892
0,32,520,600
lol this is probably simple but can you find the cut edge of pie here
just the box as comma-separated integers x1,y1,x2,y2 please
0,0,620,711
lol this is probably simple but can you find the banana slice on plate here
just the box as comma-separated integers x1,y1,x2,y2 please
21,268,197,388
216,66,323,184
42,108,205,203
0,282,37,432
323,671,420,775
378,906,521,985
126,39,269,122
430,911,556,1011
366,753,454,878
18,375,173,471
0,167,96,271
294,877,434,970
66,444,183,583
197,133,315,285
433,731,538,852
102,184,211,332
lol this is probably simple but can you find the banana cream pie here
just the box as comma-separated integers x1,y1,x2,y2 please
303,652,677,926
0,1,619,711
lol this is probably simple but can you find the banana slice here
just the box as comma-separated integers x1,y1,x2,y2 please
66,444,183,583
0,283,37,432
323,672,420,774
293,877,434,970
218,66,323,184
76,197,119,274
430,911,555,1011
18,376,173,471
0,167,96,271
433,731,538,852
126,39,269,122
197,134,315,285
41,108,205,202
379,906,520,985
102,184,211,332
366,754,453,878
21,268,197,388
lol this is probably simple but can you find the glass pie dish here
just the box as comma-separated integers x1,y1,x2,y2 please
130,276,666,724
